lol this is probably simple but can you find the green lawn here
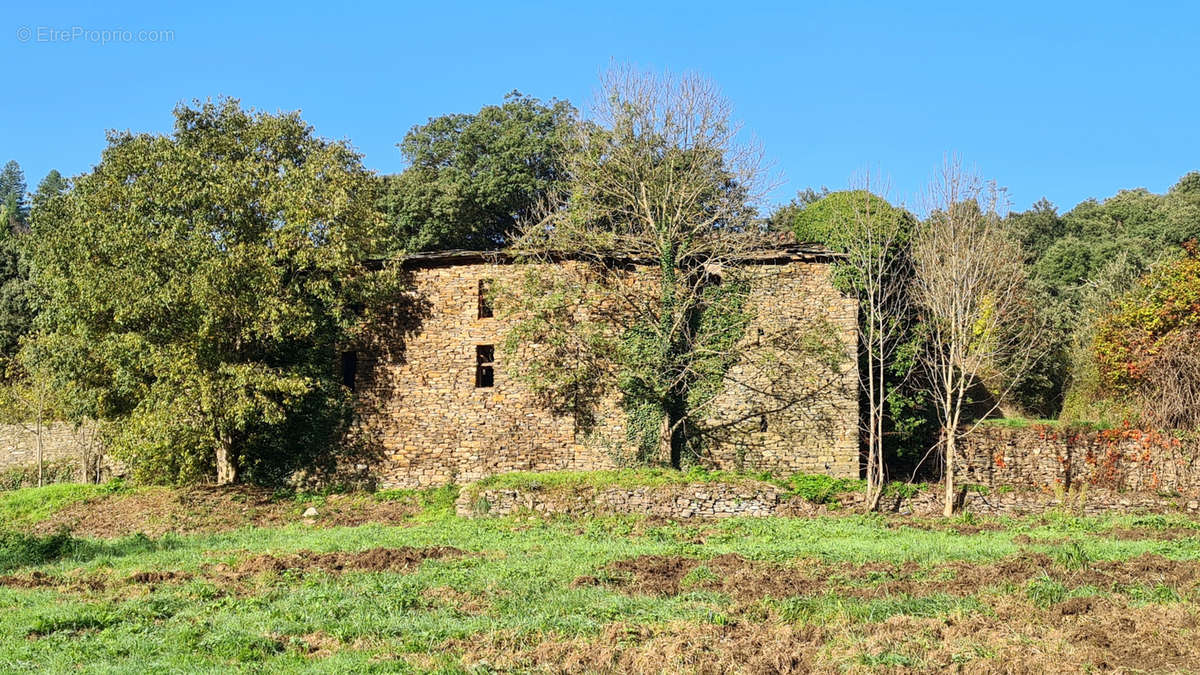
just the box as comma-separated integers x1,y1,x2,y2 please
2,484,1200,673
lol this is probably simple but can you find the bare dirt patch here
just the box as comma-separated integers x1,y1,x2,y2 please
30,486,423,538
227,546,464,577
1104,526,1200,541
582,551,1200,602
0,569,108,592
456,594,1200,674
453,620,832,675
127,570,193,585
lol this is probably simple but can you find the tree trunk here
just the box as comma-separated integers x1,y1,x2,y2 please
657,413,673,467
215,438,238,485
864,350,883,512
36,418,43,488
943,431,956,517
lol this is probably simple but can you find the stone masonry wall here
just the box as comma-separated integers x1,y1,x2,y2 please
355,256,859,489
958,425,1200,496
0,423,106,487
457,483,785,519
458,481,1200,520
702,263,859,477
353,261,621,489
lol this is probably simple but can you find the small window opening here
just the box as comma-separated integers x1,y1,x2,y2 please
758,415,768,433
341,351,358,391
477,279,494,319
475,345,495,388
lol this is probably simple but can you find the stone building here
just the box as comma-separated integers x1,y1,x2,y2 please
350,244,859,488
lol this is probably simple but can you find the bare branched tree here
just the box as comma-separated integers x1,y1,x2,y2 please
824,173,915,510
510,66,846,467
913,156,1044,516
1135,328,1200,431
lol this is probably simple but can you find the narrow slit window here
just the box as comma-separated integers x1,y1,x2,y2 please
341,351,358,391
758,415,768,433
475,345,495,388
477,279,494,319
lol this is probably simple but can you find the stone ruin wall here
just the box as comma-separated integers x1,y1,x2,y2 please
352,257,860,489
0,423,108,488
958,425,1200,496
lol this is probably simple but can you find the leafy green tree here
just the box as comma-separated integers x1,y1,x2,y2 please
782,187,925,504
379,92,576,251
27,98,393,485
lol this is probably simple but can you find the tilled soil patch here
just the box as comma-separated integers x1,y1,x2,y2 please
227,546,465,577
127,570,194,585
30,486,423,538
453,594,1200,674
580,552,1200,601
1,547,464,596
0,570,108,592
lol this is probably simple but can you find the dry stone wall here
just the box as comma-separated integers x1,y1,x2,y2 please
459,481,1200,520
457,482,787,519
0,423,107,488
701,263,859,477
958,425,1200,496
354,254,859,489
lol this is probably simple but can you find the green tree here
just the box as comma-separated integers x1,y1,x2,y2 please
1092,245,1200,430
31,170,69,212
0,161,28,231
379,92,576,251
1011,172,1200,420
511,67,843,468
0,162,41,363
782,186,923,507
27,98,393,485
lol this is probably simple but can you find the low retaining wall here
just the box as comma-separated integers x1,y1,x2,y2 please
456,482,788,518
458,481,1200,520
959,425,1200,496
854,487,1200,517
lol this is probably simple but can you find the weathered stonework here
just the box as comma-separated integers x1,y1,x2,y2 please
0,423,108,488
457,482,786,519
458,482,1200,520
958,425,1200,496
354,249,860,489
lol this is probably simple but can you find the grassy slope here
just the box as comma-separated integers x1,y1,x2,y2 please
1,482,1200,672
0,483,131,529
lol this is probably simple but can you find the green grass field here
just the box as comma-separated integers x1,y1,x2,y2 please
2,482,1200,673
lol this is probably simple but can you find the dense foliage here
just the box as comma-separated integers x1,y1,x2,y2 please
1010,173,1200,422
26,99,394,485
1092,246,1200,429
2,75,1198,491
777,190,931,467
378,92,576,251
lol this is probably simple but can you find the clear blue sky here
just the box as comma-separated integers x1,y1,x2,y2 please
3,0,1198,213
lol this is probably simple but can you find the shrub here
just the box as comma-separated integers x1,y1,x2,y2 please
0,459,79,491
1093,245,1200,429
783,474,865,505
